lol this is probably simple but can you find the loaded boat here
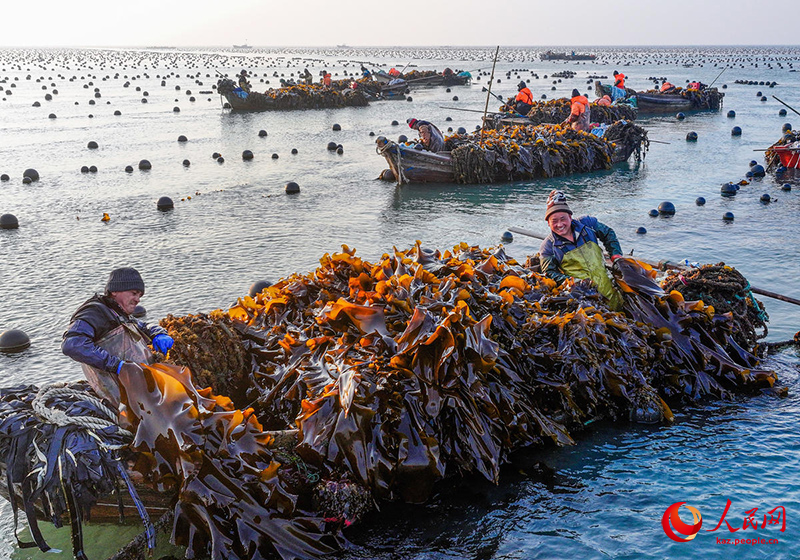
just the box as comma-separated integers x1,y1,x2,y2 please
765,129,800,170
216,78,368,111
595,82,724,114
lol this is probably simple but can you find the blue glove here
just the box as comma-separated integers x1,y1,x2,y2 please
116,360,125,375
152,334,174,354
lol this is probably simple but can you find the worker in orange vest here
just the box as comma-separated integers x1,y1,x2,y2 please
512,81,534,115
613,70,626,89
322,71,332,87
660,80,675,93
563,89,591,132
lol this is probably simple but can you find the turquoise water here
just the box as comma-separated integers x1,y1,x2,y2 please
0,46,799,559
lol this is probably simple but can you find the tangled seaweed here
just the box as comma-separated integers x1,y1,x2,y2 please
487,98,637,127
217,78,368,110
661,263,768,349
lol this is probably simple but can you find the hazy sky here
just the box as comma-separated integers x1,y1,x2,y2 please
3,0,799,47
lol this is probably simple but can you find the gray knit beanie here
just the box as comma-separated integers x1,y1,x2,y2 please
105,267,145,295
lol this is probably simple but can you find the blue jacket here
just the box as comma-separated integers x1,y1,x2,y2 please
539,216,622,284
62,294,166,373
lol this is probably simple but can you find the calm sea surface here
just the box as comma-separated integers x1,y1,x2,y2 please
1,46,799,559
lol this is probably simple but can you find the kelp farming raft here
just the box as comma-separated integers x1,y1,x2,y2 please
216,78,369,111
0,243,782,560
376,121,649,184
483,99,638,129
595,82,724,113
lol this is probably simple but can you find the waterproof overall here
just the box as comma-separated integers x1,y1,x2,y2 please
81,322,155,408
558,241,623,311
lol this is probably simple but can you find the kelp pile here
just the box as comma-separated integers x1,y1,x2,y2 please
661,263,769,349
217,78,368,110
442,123,646,184
765,129,799,171
596,82,724,111
604,120,650,163
487,98,637,127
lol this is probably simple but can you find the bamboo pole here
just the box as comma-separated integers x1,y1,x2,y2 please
480,47,500,147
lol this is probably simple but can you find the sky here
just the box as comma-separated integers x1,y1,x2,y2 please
2,0,799,47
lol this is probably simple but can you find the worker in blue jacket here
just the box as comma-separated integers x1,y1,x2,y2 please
538,190,624,310
62,267,173,407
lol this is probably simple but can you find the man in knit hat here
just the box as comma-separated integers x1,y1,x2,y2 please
538,190,624,310
407,118,445,153
62,267,173,407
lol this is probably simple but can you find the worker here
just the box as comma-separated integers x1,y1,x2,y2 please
538,190,624,310
513,81,534,115
613,70,626,89
62,267,174,408
660,80,676,93
361,65,371,78
237,69,251,93
596,94,612,106
563,89,591,131
407,118,445,153
302,68,313,85
322,71,332,87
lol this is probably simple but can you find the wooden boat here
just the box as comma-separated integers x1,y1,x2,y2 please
765,131,800,171
540,50,596,61
373,70,470,87
217,78,368,111
771,144,800,168
595,82,723,114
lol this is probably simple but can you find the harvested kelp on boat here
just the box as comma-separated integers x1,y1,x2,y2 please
217,78,368,111
376,121,648,184
765,128,800,171
596,81,724,113
483,99,637,129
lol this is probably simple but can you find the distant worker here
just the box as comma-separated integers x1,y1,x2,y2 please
596,94,612,106
407,118,445,153
361,65,371,78
62,267,174,408
322,71,332,87
660,80,676,93
302,68,313,85
513,81,534,115
238,69,251,93
538,191,624,310
613,70,626,89
563,89,591,132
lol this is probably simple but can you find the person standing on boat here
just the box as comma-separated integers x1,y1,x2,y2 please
538,190,624,310
302,68,313,85
513,81,534,115
237,70,251,93
62,268,174,407
407,118,445,153
322,71,332,88
563,89,591,132
613,70,626,89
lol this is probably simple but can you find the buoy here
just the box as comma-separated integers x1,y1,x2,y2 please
391,120,399,126
696,196,706,206
22,177,31,184
212,152,221,159
751,164,765,177
271,153,279,159
138,159,151,170
779,109,787,116
326,142,337,151
452,96,458,101
648,209,659,217
291,148,298,154
249,280,272,297
721,183,739,196
782,123,792,133
336,147,343,155
379,169,395,181
132,305,147,318
658,201,676,215
445,117,453,122
125,165,133,173
636,227,647,235
406,96,413,102
760,193,771,203
781,183,791,191
285,181,300,194
761,96,767,102
114,110,121,116
0,174,9,181
81,165,89,173
87,141,98,149
0,213,19,229
89,165,97,173
500,231,513,243
676,112,685,120
731,126,742,136
686,131,698,141
727,110,735,118
723,212,735,221
398,134,408,143
332,123,341,131
242,150,254,160
368,131,375,137
217,156,225,163
457,127,467,134
749,160,757,167
178,135,188,142
48,113,56,118
157,196,174,210
23,169,39,181
745,171,754,178
258,130,268,137
0,329,30,353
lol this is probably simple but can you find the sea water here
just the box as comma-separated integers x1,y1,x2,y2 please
0,46,798,559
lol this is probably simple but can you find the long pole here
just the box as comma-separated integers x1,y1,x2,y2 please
481,46,500,147
772,96,800,117
708,67,726,88
507,227,800,307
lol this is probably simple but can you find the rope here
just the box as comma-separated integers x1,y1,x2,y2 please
31,383,134,440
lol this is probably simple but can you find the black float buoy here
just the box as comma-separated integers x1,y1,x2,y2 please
217,156,225,163
749,160,758,167
368,131,375,137
760,193,771,203
88,165,98,173
114,110,121,116
781,183,792,191
761,96,767,102
258,130,268,137
648,209,659,217
696,196,706,206
723,212,735,221
332,123,341,131
242,150,254,160
249,280,272,297
782,123,792,133
183,159,190,167
22,177,31,184
271,153,279,159
676,112,685,120
379,169,395,181
336,146,343,154
0,329,30,353
178,135,188,142
23,169,39,181
658,201,676,216
686,131,698,141
0,174,9,181
291,148,298,154
138,159,151,170
445,116,452,122
636,227,647,235
0,213,19,229
285,181,300,194
132,305,147,318
398,134,408,143
500,231,513,243
779,109,787,117
157,196,174,210
48,113,56,118
721,183,739,196
457,127,467,134
751,164,765,177
731,126,742,136
727,110,735,118
406,96,413,102
391,120,399,126
87,141,98,149
212,152,221,159
452,96,458,101
81,165,89,173
125,165,133,173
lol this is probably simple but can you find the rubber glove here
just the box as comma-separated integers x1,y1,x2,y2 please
152,334,174,354
116,360,125,375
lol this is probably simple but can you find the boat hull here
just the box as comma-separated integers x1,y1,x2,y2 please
773,145,800,168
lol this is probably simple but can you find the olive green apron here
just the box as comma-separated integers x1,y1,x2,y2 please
560,241,623,310
81,322,154,408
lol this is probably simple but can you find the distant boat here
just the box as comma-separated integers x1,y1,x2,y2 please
337,44,350,48
233,44,253,50
539,50,596,61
